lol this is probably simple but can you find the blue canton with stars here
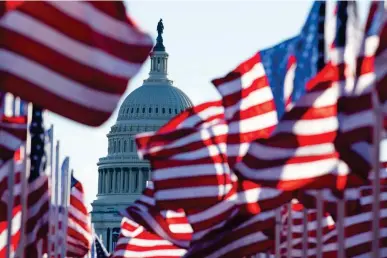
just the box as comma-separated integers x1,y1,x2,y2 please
333,1,349,48
29,105,47,182
71,172,78,189
259,1,326,119
92,234,110,258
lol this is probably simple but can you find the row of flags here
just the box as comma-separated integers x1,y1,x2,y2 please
110,1,387,258
0,0,386,257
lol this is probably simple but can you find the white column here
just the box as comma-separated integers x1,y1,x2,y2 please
112,169,116,193
127,168,132,193
105,170,110,193
138,170,143,192
101,169,105,194
121,170,126,193
117,169,121,193
98,170,102,194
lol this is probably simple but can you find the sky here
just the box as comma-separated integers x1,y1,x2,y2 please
45,1,372,210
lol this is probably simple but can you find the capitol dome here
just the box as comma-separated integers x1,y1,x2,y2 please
116,84,192,123
91,19,193,252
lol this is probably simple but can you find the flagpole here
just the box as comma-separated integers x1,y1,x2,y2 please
16,102,32,258
371,90,382,258
47,125,54,258
61,164,72,258
337,196,345,258
275,209,281,258
90,223,95,258
6,97,17,258
53,141,60,257
286,202,292,258
6,150,15,258
316,191,323,258
302,207,308,258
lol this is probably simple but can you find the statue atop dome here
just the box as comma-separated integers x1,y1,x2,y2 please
157,19,164,36
154,18,165,51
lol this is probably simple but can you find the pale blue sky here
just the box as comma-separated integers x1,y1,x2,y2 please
45,1,371,210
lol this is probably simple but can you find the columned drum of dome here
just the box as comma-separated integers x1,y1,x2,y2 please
91,19,193,252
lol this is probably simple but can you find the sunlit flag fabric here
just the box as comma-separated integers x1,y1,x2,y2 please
66,173,93,257
0,1,153,126
211,1,326,168
25,105,50,257
121,181,192,249
339,1,387,178
183,209,275,258
234,62,365,192
135,101,292,246
111,217,187,258
135,101,232,211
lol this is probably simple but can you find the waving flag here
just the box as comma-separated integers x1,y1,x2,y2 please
211,1,327,169
66,174,92,257
25,105,50,257
111,217,187,258
121,181,192,248
136,101,292,245
0,1,153,126
234,62,365,191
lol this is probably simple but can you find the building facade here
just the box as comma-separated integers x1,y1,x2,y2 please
91,19,193,252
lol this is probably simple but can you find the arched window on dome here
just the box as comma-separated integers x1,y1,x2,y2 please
175,109,178,114
123,140,127,152
156,108,158,113
169,108,171,114
113,141,116,153
118,140,121,152
136,108,139,113
149,107,152,113
126,108,129,114
142,108,145,113
131,108,134,113
162,108,165,114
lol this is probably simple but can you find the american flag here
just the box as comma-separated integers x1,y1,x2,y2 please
0,95,27,257
135,102,291,247
233,1,384,193
211,1,327,169
121,181,192,249
338,1,387,178
111,217,187,258
184,209,275,258
0,148,24,257
25,105,50,257
0,1,153,126
279,187,387,257
91,233,109,258
66,173,92,257
279,200,337,257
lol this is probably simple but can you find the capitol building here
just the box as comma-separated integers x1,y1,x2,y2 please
91,19,193,252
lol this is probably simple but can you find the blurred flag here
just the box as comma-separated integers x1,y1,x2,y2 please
0,96,27,257
0,1,153,126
